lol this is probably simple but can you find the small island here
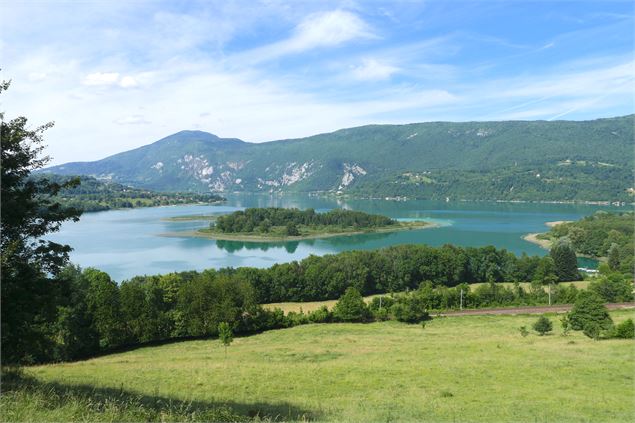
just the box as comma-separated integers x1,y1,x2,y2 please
164,207,433,241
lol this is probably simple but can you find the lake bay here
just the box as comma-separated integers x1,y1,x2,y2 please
47,194,615,281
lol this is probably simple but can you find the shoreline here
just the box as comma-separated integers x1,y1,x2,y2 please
160,221,437,242
522,220,602,261
522,220,572,250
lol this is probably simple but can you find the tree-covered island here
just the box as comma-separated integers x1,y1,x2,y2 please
167,207,431,241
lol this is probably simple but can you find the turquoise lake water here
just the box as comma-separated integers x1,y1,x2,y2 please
47,194,617,281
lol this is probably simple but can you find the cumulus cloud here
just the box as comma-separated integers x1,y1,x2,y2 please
351,59,399,81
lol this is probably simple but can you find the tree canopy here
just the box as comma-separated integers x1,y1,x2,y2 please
1,80,83,363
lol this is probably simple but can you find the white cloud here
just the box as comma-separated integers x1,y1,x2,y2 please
82,72,120,86
82,72,140,88
119,76,138,88
351,59,399,81
236,10,375,64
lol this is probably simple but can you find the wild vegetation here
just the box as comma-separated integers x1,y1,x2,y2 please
194,207,429,239
12,258,632,364
539,211,634,273
35,174,225,212
4,311,634,422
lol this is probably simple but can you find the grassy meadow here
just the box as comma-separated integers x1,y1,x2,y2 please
2,310,634,422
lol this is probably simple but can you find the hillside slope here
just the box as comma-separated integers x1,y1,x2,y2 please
43,116,635,201
9,313,635,422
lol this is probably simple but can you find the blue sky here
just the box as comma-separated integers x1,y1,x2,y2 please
1,0,633,164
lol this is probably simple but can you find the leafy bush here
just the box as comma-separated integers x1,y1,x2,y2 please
307,306,332,323
583,322,601,340
532,316,553,336
613,319,635,339
390,296,430,324
568,291,613,332
332,288,371,322
519,326,529,337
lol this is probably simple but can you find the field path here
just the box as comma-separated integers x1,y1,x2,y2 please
438,302,635,317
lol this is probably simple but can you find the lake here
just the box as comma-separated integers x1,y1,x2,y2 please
47,194,617,281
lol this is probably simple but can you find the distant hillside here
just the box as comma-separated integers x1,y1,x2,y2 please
37,174,224,212
42,116,635,202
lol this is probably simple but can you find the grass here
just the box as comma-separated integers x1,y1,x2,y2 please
3,310,634,422
263,281,590,314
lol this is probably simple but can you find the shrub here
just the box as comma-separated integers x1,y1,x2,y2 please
568,291,613,331
307,306,332,323
613,319,635,339
390,297,429,324
332,288,370,322
519,326,529,337
560,314,571,336
368,296,395,311
532,316,553,336
583,322,601,340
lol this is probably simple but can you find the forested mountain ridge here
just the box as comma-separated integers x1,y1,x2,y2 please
42,115,635,201
34,174,225,211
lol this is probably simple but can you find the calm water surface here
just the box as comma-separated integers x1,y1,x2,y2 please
47,194,617,281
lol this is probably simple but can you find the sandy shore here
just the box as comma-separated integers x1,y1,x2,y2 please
522,233,552,250
522,220,573,250
160,221,437,242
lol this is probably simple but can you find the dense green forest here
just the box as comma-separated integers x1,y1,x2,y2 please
213,207,395,235
44,116,634,201
540,211,633,273
36,174,225,211
20,258,633,363
350,164,633,201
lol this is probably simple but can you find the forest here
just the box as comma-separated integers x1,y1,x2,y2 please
35,174,225,212
13,255,633,364
541,211,634,273
213,207,395,235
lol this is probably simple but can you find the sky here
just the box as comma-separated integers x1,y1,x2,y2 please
1,0,633,165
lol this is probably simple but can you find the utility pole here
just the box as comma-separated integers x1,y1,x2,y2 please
460,288,464,310
548,283,552,306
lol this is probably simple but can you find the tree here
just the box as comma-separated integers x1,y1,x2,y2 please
550,238,580,281
85,269,123,349
285,222,300,236
332,287,370,322
218,321,233,357
568,291,613,332
560,314,571,336
607,243,621,271
534,256,559,305
1,80,82,363
532,316,553,336
588,273,634,303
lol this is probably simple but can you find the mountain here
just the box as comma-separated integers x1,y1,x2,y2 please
43,116,634,202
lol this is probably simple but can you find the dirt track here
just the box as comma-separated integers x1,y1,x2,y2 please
438,302,635,317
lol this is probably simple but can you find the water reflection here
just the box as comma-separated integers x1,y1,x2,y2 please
215,239,301,253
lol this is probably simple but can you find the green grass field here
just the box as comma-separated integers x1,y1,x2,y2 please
2,311,633,422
